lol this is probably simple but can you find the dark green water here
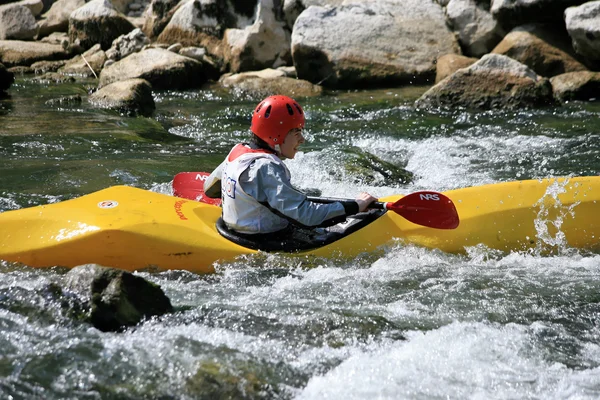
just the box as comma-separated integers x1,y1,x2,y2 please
1,77,600,399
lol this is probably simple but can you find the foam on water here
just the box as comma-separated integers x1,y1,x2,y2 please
297,321,600,400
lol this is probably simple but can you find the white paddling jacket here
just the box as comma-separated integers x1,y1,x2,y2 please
203,143,359,234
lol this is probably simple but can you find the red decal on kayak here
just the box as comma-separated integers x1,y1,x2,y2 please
174,199,188,220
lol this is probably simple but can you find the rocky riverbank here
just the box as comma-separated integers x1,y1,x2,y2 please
0,0,598,113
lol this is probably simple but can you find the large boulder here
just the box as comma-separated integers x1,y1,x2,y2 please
224,0,291,73
0,40,70,67
64,264,173,332
0,61,14,92
98,47,207,89
491,0,588,29
565,1,600,67
68,0,136,50
89,78,155,115
219,68,323,97
551,71,600,102
0,3,38,40
492,28,588,77
445,0,505,57
291,0,461,89
156,0,255,65
282,0,344,30
37,0,85,38
416,53,555,109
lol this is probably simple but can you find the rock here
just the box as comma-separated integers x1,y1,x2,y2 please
435,53,478,83
0,4,38,40
491,0,587,30
492,28,588,77
39,31,69,46
30,58,67,73
178,46,205,61
89,78,155,116
60,43,106,77
31,71,75,83
64,264,173,332
224,0,291,73
37,0,85,39
98,47,206,89
156,0,249,65
565,1,600,67
141,0,180,40
446,0,505,57
282,0,345,30
16,0,44,17
416,53,556,109
220,68,323,98
0,40,70,67
551,71,600,102
68,0,136,50
291,0,460,89
0,61,14,91
105,27,149,61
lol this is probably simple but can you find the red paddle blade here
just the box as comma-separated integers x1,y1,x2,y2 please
386,191,459,230
173,172,222,205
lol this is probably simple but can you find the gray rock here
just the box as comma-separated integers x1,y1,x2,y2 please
551,71,600,101
492,28,588,77
64,264,173,332
220,68,323,98
30,58,67,73
0,4,38,40
157,0,252,65
446,0,505,57
16,0,44,16
417,53,556,109
37,0,85,39
291,0,460,88
0,40,70,67
565,1,600,67
89,78,155,115
68,0,136,50
224,0,291,73
98,47,206,89
282,0,344,30
105,27,149,61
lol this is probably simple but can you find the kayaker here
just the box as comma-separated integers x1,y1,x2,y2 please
203,94,377,237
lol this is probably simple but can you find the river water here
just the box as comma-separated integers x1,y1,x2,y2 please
1,78,600,399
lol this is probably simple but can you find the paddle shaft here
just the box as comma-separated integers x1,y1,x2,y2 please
307,196,386,209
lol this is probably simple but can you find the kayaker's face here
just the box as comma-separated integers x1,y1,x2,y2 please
279,128,305,159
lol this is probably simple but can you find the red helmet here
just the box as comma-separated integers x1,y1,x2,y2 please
250,95,305,148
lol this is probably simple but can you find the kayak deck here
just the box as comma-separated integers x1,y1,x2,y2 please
1,176,599,273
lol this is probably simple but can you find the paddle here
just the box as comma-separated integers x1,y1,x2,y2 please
173,172,459,229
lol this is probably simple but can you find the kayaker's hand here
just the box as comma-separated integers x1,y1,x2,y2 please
355,192,378,212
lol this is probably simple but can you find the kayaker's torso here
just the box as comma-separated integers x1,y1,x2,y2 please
204,143,353,234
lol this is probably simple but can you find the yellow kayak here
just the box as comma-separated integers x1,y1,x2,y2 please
1,176,599,274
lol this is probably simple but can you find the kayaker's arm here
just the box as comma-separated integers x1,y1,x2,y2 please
203,161,224,199
241,160,359,228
